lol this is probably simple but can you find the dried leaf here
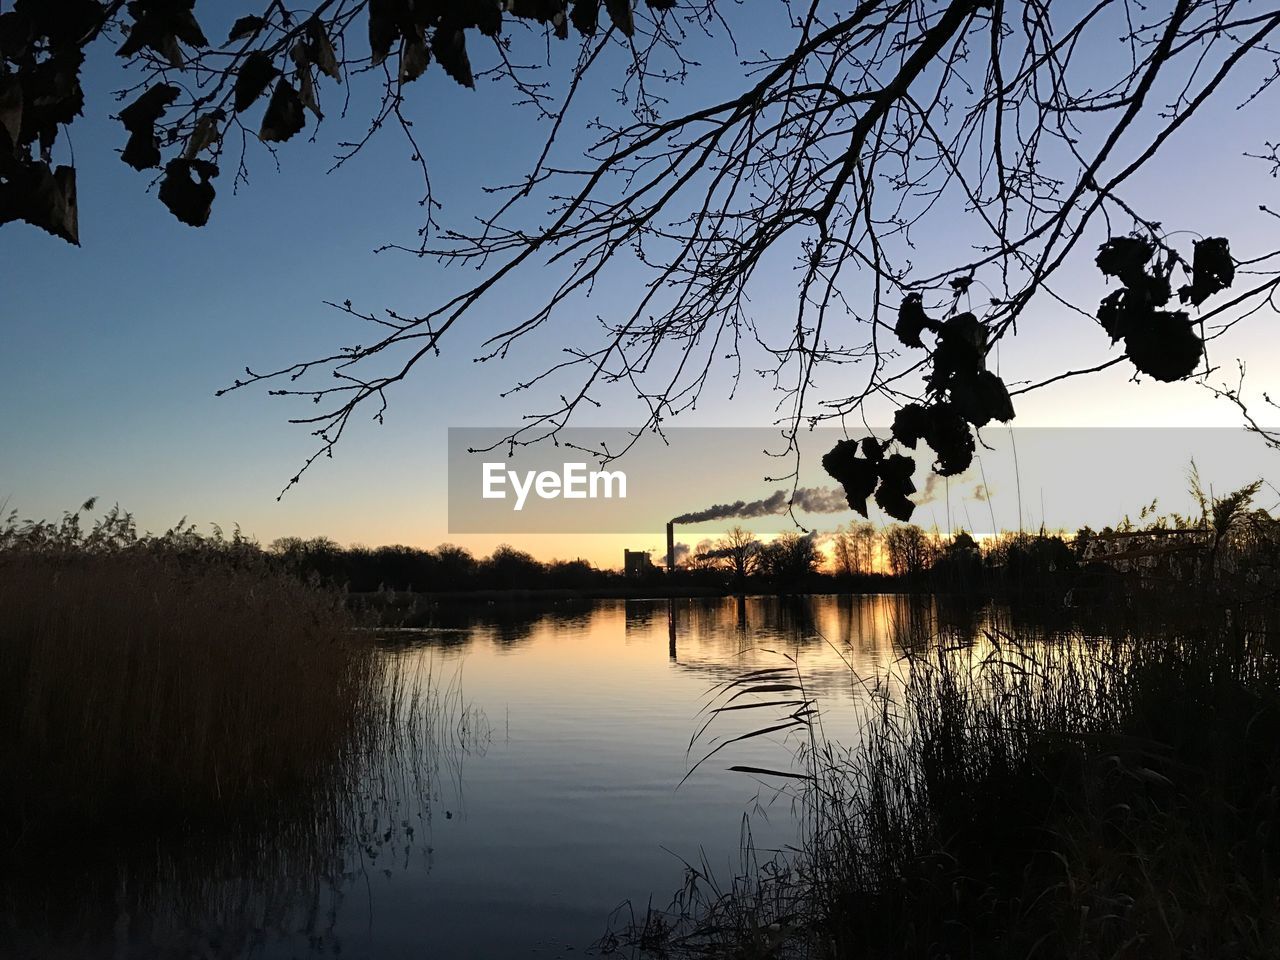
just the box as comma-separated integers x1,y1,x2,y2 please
171,8,207,48
0,10,35,62
603,0,634,36
1096,235,1154,287
306,18,340,80
860,437,886,462
874,451,918,521
1139,271,1172,308
20,50,86,143
119,83,180,132
432,26,473,88
822,439,879,518
158,156,216,227
570,0,599,36
259,79,305,142
1097,288,1134,343
234,51,278,112
118,83,178,170
368,0,398,66
927,312,988,398
0,73,23,150
468,2,504,38
227,15,264,43
950,368,1016,428
1178,237,1234,306
895,293,933,349
183,109,224,158
297,68,321,119
290,43,323,118
1124,311,1203,382
155,32,183,69
400,36,430,84
121,127,161,169
0,161,78,244
920,404,973,476
50,163,78,244
874,480,915,523
117,2,206,67
892,404,929,449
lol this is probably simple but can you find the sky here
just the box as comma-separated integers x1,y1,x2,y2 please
2,3,1278,568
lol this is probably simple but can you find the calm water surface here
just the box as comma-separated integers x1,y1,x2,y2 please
315,594,942,958
14,595,993,959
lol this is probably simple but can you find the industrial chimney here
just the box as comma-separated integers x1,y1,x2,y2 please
666,522,675,574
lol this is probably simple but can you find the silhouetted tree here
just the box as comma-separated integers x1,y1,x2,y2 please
931,529,982,591
988,532,1077,592
7,2,1280,496
430,543,477,590
269,534,344,582
687,541,723,573
479,543,542,590
545,558,599,589
882,525,933,580
757,531,820,587
832,521,878,578
714,525,761,582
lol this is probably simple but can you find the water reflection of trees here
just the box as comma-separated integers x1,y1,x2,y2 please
378,596,1001,685
369,595,1181,681
384,597,602,648
648,596,955,700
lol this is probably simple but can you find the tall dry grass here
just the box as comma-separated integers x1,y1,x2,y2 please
0,551,380,841
618,607,1280,959
0,501,486,852
821,621,1280,958
0,506,488,955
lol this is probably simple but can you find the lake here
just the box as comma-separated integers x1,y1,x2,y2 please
9,594,990,959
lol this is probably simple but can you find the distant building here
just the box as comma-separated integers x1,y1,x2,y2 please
623,549,657,578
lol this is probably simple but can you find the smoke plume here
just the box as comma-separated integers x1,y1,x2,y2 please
914,472,947,507
917,472,991,507
671,486,850,524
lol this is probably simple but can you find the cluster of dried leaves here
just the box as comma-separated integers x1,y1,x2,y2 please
0,0,670,236
822,229,1239,521
1095,233,1233,382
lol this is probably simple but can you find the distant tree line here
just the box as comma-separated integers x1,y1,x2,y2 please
5,474,1277,600
681,522,1082,597
0,502,612,593
681,474,1280,600
267,537,609,593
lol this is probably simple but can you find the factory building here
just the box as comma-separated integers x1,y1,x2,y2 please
623,549,657,578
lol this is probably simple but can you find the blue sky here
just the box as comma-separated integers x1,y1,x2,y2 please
2,4,1277,565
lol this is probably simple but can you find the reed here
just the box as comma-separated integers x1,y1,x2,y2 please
620,606,1280,958
0,511,488,955
0,502,487,852
0,551,378,842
